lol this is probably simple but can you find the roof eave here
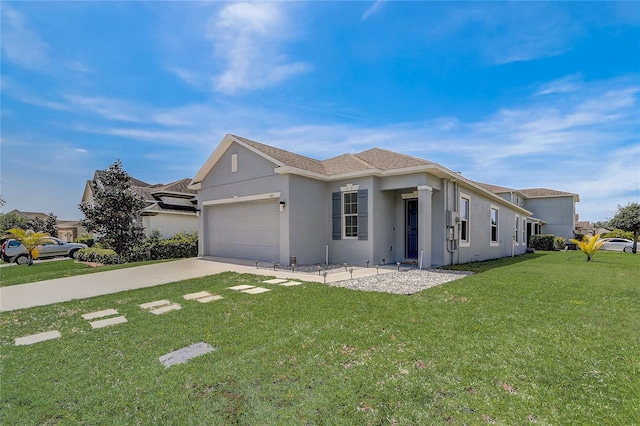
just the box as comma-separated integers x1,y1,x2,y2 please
451,175,533,217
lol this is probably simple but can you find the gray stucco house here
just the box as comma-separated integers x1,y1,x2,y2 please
474,183,580,242
189,134,579,267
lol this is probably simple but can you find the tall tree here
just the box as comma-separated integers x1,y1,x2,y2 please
29,216,46,233
44,213,58,238
78,160,146,257
608,202,640,254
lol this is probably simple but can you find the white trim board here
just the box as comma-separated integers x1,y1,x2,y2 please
202,192,281,206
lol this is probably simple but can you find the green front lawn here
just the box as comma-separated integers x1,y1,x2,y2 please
1,251,638,424
0,258,178,287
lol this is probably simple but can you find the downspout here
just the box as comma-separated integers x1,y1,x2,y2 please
454,181,460,265
445,179,459,265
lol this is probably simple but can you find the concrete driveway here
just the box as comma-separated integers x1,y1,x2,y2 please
0,258,393,312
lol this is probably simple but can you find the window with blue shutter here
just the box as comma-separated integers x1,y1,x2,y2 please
332,192,341,240
357,189,368,240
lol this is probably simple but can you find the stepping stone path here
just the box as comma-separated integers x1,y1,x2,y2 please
13,280,302,347
183,291,223,303
159,342,217,368
279,281,302,287
139,300,181,315
262,279,288,284
228,284,271,294
15,330,61,346
81,308,128,329
262,279,302,287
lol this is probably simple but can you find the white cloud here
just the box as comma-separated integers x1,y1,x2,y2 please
0,76,70,111
536,75,583,96
207,2,311,94
0,4,50,71
61,94,148,123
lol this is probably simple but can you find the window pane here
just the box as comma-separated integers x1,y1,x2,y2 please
491,208,498,242
460,198,468,219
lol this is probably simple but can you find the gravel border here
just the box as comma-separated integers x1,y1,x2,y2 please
327,269,473,295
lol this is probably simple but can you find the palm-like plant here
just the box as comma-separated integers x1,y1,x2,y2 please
570,233,604,262
3,228,50,265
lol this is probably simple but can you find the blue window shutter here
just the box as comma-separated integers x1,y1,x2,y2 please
358,189,368,241
332,192,341,240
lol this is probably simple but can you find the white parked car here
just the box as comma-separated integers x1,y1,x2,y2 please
599,238,635,253
1,237,88,264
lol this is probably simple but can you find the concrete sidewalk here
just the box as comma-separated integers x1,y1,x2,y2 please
0,258,395,312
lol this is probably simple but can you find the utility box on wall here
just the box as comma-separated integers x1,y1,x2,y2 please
446,211,459,227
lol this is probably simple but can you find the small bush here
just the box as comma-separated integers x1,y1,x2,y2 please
554,237,566,251
125,232,198,262
75,247,120,264
602,229,635,240
529,234,556,251
75,234,94,247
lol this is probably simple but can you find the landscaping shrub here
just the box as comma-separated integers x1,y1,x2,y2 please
75,234,94,247
602,229,635,240
75,247,120,264
529,234,556,251
554,236,566,251
125,232,198,262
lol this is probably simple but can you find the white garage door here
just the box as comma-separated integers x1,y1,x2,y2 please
205,200,280,261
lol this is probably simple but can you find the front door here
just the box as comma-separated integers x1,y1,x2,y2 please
406,199,418,259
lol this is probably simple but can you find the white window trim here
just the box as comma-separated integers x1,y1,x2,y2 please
340,183,359,192
459,192,470,247
490,205,499,246
515,214,520,245
342,191,358,239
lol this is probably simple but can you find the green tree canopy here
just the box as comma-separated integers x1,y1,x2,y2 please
78,160,146,257
608,202,640,254
26,213,58,237
0,213,30,234
44,213,58,238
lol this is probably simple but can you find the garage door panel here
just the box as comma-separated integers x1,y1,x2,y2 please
206,200,280,261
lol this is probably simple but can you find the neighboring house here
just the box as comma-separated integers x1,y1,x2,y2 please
3,209,87,242
474,183,580,242
188,134,552,267
81,172,198,239
575,218,597,236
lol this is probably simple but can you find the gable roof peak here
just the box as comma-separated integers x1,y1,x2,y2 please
353,147,432,171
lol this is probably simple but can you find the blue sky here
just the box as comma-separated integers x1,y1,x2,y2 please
1,1,639,222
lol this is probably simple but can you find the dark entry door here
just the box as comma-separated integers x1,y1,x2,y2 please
406,199,418,259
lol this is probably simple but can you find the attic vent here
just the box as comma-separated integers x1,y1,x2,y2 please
231,153,238,172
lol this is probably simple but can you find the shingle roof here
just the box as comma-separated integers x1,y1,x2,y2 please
473,182,515,193
232,136,433,176
519,188,576,197
473,182,578,201
151,178,197,195
233,135,326,175
353,148,432,170
15,211,51,221
321,153,373,175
